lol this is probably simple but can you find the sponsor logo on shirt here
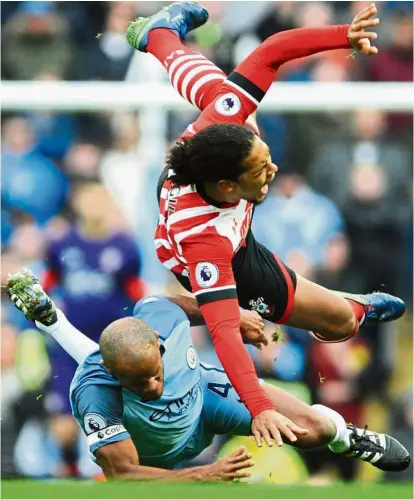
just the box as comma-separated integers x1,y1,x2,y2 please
87,424,128,446
195,262,219,288
149,384,200,422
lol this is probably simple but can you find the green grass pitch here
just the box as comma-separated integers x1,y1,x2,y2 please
2,480,412,499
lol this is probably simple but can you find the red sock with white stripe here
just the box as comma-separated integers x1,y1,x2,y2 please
147,29,226,110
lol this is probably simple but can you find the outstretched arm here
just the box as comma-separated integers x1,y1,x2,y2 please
181,235,275,418
96,440,253,482
181,4,380,139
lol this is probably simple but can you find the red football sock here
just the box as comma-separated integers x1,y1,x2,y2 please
147,29,191,65
345,298,366,325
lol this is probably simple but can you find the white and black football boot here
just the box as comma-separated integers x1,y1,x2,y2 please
342,423,411,472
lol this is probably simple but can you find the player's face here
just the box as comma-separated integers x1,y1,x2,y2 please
236,137,278,204
118,353,164,401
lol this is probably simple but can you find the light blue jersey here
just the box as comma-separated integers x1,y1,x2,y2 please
70,296,252,469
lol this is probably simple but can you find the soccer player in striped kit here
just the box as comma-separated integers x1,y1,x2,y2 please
126,2,406,446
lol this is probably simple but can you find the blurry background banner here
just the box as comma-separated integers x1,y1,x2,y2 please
1,0,412,485
2,81,413,111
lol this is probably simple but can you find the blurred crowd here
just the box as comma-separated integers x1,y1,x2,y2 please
1,0,413,485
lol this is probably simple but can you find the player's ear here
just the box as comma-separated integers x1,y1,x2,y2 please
153,331,160,345
102,360,112,373
218,179,237,193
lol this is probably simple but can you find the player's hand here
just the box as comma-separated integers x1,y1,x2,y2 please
240,310,268,350
204,446,254,481
251,409,309,448
347,2,380,55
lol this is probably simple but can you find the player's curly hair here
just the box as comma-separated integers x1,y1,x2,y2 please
167,123,256,186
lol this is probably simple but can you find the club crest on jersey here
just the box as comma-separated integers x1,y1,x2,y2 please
249,297,274,318
84,413,107,434
215,93,241,116
195,262,219,288
186,346,197,369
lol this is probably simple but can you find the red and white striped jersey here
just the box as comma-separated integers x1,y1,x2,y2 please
155,169,254,305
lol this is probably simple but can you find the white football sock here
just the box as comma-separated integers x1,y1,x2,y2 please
36,309,98,365
312,404,351,453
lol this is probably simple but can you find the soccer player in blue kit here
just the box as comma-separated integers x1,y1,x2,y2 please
7,270,410,481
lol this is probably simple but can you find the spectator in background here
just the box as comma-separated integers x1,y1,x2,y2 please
1,221,49,332
309,113,411,312
254,1,295,42
1,117,68,224
76,1,135,80
8,222,46,274
309,109,412,211
64,142,103,180
288,61,355,174
57,1,107,47
25,73,77,162
100,113,144,230
0,317,52,478
281,13,352,174
341,160,408,296
309,110,411,397
253,173,347,281
304,338,374,481
1,323,23,478
1,208,14,246
1,253,24,291
359,4,413,137
41,182,145,476
343,158,410,397
1,1,73,80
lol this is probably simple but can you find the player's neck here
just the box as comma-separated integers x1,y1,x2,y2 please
202,182,238,206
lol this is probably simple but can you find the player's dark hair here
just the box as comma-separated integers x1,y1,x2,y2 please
167,123,256,186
